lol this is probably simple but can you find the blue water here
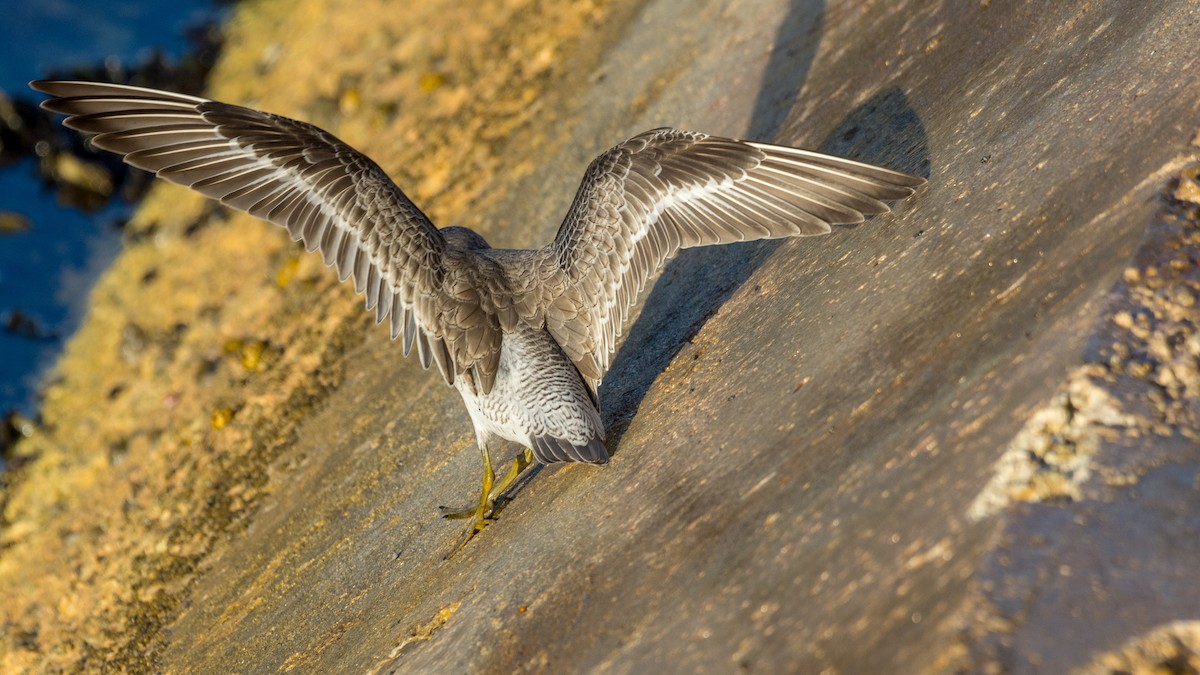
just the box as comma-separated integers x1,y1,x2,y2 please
0,1,227,417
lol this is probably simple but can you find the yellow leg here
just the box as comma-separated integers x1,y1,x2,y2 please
439,447,534,519
489,448,534,506
442,447,535,559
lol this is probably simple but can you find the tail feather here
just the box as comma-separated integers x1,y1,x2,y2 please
532,434,609,465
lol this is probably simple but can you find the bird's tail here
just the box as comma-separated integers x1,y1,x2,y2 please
532,434,609,465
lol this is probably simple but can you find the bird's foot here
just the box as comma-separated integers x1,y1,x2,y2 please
443,463,494,559
444,514,488,559
437,502,479,520
438,448,534,520
441,448,534,559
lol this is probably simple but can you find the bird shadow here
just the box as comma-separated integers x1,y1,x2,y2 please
598,2,930,456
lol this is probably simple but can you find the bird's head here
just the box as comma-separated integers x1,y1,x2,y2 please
440,226,491,251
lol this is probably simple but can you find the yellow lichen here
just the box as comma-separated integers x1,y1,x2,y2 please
0,0,638,670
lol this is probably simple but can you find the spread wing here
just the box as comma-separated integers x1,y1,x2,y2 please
539,128,924,384
31,80,502,392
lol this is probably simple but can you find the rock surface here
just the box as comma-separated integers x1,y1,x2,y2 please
2,0,1200,673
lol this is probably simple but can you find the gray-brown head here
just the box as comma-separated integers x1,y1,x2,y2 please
440,226,491,251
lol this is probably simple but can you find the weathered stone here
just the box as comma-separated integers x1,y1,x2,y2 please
3,0,1200,673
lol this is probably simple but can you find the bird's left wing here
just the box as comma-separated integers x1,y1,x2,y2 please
32,80,506,392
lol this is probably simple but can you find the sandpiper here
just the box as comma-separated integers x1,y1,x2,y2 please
32,80,923,555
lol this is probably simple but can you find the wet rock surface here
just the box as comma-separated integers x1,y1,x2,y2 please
0,13,227,429
2,0,1200,673
0,21,223,211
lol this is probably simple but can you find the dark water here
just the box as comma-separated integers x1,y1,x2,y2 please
0,1,227,418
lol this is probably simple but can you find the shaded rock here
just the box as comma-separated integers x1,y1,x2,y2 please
963,170,1200,674
0,212,29,235
2,310,56,342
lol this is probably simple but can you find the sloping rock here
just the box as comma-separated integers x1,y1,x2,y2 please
3,0,1199,673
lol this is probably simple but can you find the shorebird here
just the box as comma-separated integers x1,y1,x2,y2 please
33,80,923,555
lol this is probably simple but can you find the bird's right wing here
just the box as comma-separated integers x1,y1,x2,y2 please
533,128,923,384
33,80,505,391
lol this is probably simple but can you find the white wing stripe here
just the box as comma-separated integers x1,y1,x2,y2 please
758,156,910,197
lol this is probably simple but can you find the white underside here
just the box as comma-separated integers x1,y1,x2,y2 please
454,325,603,451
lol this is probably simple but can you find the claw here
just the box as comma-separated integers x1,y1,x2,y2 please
437,503,478,520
